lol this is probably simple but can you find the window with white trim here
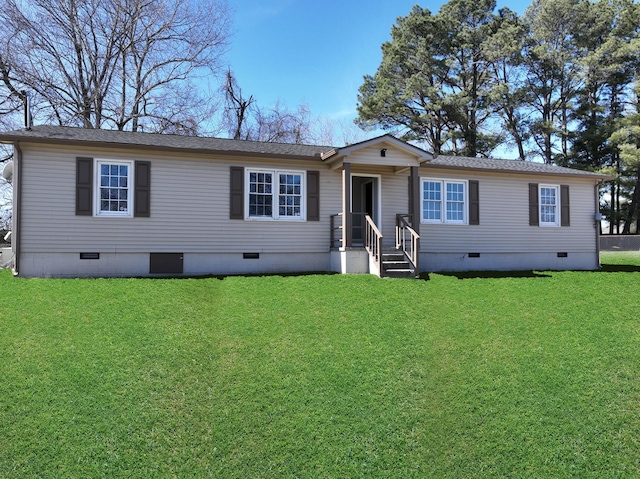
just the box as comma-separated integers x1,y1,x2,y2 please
421,179,467,224
539,184,559,226
247,169,305,220
95,160,133,217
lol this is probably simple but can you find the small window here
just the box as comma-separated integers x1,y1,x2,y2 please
95,160,133,217
246,169,305,220
423,181,442,221
446,182,465,222
278,173,303,218
421,179,467,224
248,171,273,217
539,185,559,227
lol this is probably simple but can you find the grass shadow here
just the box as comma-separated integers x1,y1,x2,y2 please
126,271,340,280
598,264,640,273
211,271,339,280
435,270,553,280
436,264,640,279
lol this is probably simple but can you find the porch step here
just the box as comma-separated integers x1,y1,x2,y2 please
381,251,415,279
384,268,415,278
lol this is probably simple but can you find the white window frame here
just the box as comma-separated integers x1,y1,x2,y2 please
245,168,306,221
539,184,560,227
421,178,468,225
94,159,134,217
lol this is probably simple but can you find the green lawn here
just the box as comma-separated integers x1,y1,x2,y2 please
1,253,639,478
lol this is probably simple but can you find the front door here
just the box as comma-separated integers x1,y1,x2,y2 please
351,175,380,244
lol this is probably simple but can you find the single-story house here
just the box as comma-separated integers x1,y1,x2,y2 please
0,125,611,278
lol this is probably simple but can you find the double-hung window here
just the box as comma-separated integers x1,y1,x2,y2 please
76,157,150,218
421,179,467,224
95,160,133,217
247,169,305,220
539,184,560,226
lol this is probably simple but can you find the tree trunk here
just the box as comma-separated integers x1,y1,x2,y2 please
609,181,616,235
622,173,640,234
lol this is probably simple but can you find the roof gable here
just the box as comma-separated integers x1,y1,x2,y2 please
321,134,432,164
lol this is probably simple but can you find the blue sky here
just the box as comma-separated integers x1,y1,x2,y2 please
226,0,532,146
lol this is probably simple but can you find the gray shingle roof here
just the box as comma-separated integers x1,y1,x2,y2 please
0,125,612,179
426,155,612,179
0,125,333,159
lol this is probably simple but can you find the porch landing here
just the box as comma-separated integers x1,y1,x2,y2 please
330,248,416,278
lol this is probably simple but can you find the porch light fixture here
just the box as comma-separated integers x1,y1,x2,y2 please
380,148,387,157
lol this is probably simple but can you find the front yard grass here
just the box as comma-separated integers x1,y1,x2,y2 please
1,252,639,478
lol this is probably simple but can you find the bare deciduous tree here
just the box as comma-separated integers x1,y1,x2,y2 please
222,69,255,140
221,69,369,146
0,0,231,133
222,69,312,143
251,101,312,144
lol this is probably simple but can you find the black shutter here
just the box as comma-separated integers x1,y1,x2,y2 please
76,157,93,216
134,161,151,217
230,166,244,219
560,185,570,227
469,180,479,225
529,183,539,226
307,170,320,221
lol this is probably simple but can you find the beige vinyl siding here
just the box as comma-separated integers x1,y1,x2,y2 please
20,144,341,254
419,168,597,253
378,171,409,247
19,142,601,261
346,144,421,168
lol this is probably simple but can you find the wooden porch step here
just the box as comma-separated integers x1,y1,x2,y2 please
381,253,406,262
384,268,415,278
382,260,410,269
381,251,415,278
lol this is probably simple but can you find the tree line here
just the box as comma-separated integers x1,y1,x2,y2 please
356,0,640,233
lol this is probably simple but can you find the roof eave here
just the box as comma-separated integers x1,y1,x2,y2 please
422,162,615,181
0,135,325,162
